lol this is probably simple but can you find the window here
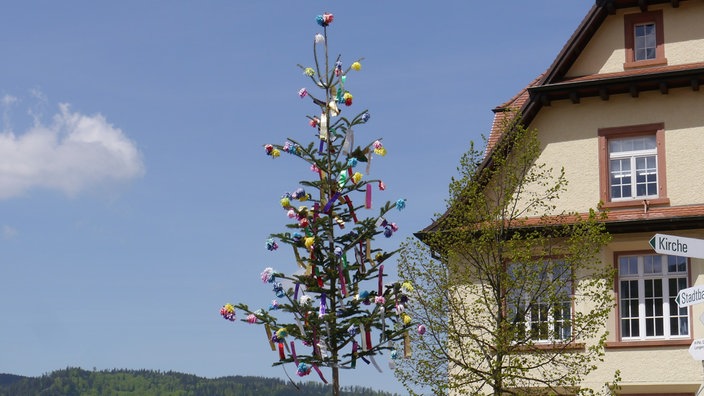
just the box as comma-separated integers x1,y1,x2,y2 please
598,123,668,208
624,10,667,68
617,253,689,341
608,136,657,200
634,22,656,61
508,260,572,342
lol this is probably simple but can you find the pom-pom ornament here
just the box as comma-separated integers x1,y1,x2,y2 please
351,61,361,71
266,238,278,251
396,198,406,211
220,303,236,321
316,12,334,27
265,144,281,158
298,362,313,377
261,267,276,283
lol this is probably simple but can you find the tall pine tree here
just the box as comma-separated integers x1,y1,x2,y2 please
220,12,415,396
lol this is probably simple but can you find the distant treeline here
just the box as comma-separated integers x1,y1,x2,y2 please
0,367,400,396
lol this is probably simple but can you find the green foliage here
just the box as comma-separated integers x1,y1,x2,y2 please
220,14,411,396
394,116,616,395
0,368,400,396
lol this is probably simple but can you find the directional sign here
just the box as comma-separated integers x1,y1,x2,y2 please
676,285,704,308
689,338,704,360
649,234,704,259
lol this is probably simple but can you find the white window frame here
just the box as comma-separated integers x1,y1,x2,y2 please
618,253,689,341
508,260,573,343
608,135,658,201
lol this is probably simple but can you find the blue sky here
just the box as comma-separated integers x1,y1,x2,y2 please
0,2,593,394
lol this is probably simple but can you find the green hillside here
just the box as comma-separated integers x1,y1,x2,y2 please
0,368,399,396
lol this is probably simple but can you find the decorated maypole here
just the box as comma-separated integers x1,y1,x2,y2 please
220,12,416,395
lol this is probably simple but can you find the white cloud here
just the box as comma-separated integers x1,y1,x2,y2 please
0,102,145,199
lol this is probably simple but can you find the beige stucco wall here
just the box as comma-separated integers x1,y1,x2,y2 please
578,231,704,392
524,81,704,392
526,88,704,215
567,2,704,77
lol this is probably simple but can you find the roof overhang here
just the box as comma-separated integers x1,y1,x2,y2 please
529,64,704,105
597,0,683,14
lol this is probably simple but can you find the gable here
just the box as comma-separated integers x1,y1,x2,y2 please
567,2,704,77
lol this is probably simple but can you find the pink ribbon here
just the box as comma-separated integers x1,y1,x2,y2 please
290,341,299,366
365,184,372,209
344,195,358,223
338,263,348,297
312,365,328,383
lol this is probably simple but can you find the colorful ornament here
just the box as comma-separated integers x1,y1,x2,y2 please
246,313,257,324
352,172,362,184
300,295,313,306
343,92,353,106
417,324,427,335
265,144,281,158
396,198,406,211
266,238,278,251
261,267,276,283
361,112,370,123
314,33,325,44
298,88,308,98
373,140,387,156
351,61,361,71
316,12,334,27
304,67,315,77
220,303,236,321
273,282,285,298
297,362,312,377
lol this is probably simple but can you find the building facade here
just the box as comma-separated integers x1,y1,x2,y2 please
482,1,704,394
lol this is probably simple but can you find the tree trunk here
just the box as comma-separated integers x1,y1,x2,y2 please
332,365,340,396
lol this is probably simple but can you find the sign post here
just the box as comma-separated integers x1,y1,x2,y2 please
689,339,704,361
676,285,704,308
649,234,704,259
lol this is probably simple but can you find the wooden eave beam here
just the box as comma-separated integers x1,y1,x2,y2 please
692,78,700,91
599,87,609,100
659,81,668,94
629,85,640,97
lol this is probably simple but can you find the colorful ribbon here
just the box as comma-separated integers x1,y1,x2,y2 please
323,192,341,213
265,324,275,351
344,195,358,223
365,184,372,209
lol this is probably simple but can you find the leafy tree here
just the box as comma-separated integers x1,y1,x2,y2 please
394,115,616,395
220,12,412,396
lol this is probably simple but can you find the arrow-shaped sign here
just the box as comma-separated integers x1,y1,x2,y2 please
649,234,704,259
676,285,704,308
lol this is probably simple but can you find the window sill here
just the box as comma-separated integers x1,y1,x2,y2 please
601,197,669,210
605,339,691,348
623,57,668,70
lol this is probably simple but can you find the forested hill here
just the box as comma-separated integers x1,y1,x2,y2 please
0,368,400,396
